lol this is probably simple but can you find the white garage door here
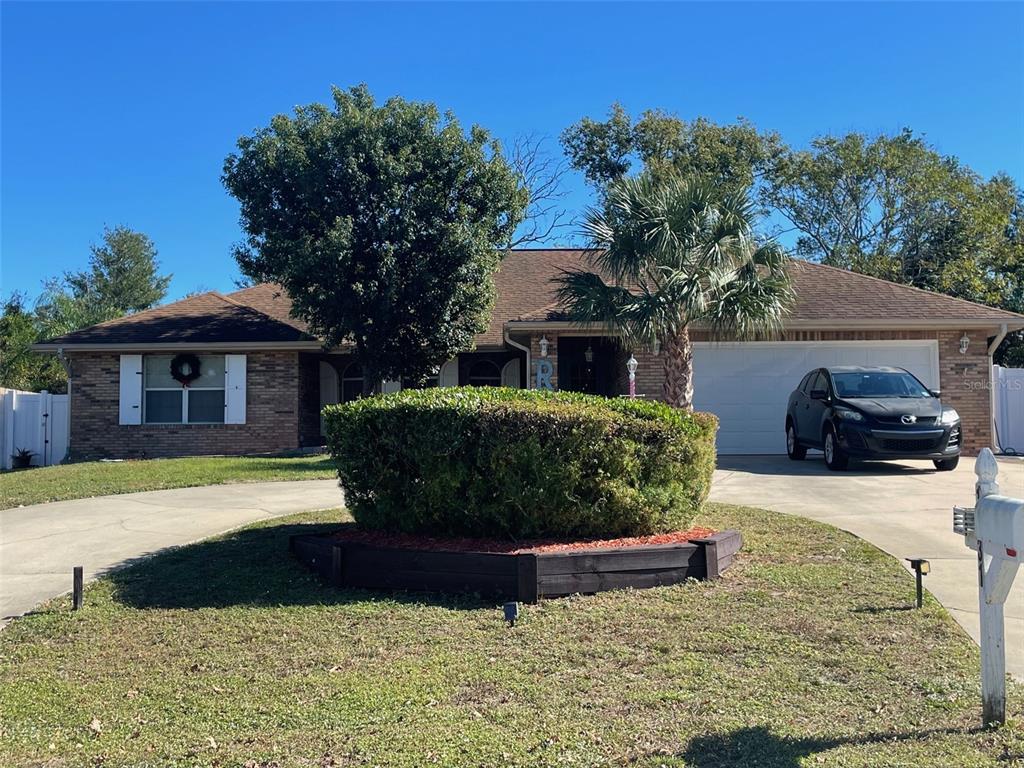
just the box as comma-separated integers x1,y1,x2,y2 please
692,341,940,455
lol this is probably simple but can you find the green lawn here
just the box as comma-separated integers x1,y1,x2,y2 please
0,455,337,509
1,504,1020,767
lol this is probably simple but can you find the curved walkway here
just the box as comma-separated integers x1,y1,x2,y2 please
710,455,1024,679
0,479,342,622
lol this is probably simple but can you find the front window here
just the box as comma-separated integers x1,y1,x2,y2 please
144,354,225,424
341,363,364,403
831,371,931,399
467,360,501,387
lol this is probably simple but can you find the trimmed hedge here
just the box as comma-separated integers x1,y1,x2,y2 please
324,387,717,539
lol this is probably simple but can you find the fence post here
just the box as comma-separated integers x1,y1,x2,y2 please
2,390,15,470
39,390,50,467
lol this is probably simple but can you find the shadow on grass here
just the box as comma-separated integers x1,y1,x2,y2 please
678,724,996,767
107,520,493,612
851,604,917,614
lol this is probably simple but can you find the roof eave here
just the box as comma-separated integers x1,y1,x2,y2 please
32,340,326,353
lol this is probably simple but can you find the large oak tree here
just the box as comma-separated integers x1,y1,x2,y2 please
223,85,528,392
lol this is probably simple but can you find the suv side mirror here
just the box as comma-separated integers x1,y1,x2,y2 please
810,388,828,401
929,389,941,398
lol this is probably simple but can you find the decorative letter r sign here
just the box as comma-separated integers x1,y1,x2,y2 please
535,359,553,390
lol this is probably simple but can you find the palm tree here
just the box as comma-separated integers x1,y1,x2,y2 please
556,175,792,410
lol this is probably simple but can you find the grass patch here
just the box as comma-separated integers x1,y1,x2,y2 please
0,504,1020,767
0,455,336,509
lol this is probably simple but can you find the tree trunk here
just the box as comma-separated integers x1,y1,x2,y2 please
662,326,694,410
361,365,381,397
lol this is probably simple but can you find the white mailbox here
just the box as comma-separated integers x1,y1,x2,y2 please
952,448,1023,726
975,495,1024,563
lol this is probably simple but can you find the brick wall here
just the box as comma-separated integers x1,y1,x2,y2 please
531,328,995,455
66,351,303,460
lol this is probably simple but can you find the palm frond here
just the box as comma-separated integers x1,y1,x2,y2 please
554,270,634,329
562,173,794,348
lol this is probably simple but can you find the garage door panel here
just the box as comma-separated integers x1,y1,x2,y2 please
692,341,939,455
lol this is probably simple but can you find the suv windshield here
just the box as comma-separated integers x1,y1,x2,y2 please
831,372,931,399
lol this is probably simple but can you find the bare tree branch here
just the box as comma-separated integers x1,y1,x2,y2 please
507,134,573,249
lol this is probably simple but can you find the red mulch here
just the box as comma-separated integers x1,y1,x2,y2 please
329,526,717,554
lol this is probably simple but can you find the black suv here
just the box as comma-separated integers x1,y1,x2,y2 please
785,366,961,471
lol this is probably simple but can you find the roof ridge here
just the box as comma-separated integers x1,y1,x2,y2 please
795,259,1024,320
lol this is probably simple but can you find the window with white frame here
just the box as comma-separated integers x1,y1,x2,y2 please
143,354,226,424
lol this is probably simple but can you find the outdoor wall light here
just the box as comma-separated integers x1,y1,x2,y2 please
538,336,549,358
584,345,594,364
906,558,930,608
627,354,639,399
959,333,971,355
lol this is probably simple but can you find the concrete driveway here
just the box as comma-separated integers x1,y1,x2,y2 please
710,454,1024,679
0,479,342,622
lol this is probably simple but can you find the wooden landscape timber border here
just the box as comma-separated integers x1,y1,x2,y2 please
290,530,742,603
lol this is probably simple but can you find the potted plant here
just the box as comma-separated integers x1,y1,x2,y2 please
11,448,35,470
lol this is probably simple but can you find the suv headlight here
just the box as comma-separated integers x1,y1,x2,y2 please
835,408,864,422
941,408,960,425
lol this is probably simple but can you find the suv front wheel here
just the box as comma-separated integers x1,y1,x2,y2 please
786,422,807,460
823,426,849,471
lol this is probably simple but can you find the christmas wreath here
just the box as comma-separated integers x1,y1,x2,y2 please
170,353,202,387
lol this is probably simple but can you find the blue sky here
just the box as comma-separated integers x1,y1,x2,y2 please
3,2,1022,302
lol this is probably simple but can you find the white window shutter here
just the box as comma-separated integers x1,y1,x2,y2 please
225,354,247,424
118,354,143,425
439,359,459,388
501,358,521,388
381,379,402,394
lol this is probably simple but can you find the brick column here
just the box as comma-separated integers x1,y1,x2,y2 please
937,329,992,455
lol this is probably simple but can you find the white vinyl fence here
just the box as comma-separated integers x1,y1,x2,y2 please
992,366,1024,456
0,388,69,469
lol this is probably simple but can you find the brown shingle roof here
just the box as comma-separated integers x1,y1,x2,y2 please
39,291,316,346
786,259,1024,323
509,251,1024,327
37,250,1024,349
479,249,593,346
226,283,310,334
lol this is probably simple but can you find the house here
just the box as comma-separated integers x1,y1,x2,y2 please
34,249,1024,460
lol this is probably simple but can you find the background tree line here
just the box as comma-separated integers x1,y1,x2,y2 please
4,89,1022,398
1,226,171,392
562,105,1024,364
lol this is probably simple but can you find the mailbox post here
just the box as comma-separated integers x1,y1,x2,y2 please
953,448,1023,725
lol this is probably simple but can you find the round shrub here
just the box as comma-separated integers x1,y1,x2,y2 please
324,387,717,540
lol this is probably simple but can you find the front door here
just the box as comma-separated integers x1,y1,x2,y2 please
558,337,618,397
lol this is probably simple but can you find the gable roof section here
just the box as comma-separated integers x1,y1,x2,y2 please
480,249,592,346
508,251,1024,329
785,259,1023,324
36,291,317,348
35,250,1024,350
